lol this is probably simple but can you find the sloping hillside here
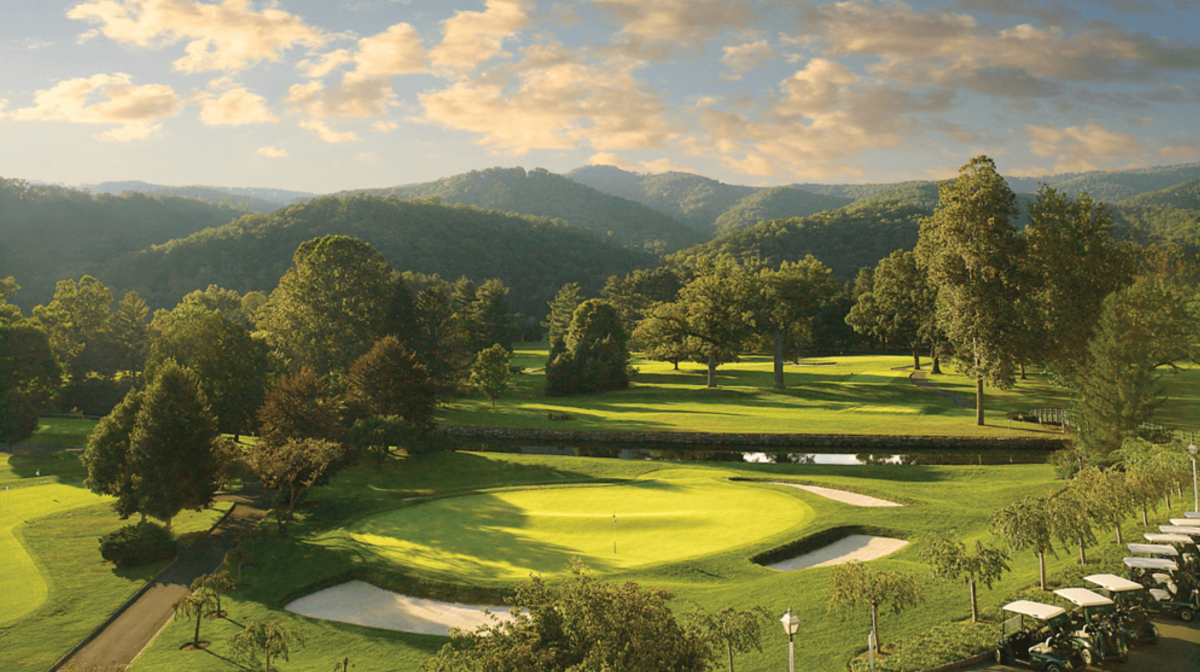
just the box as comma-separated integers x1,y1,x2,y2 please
1118,176,1200,210
567,165,756,233
92,194,656,317
1047,163,1200,202
0,178,245,310
712,187,854,235
346,166,702,252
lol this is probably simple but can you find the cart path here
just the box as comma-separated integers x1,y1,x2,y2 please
57,491,268,671
909,370,974,409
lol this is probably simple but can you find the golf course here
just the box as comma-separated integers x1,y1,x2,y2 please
2,353,1197,672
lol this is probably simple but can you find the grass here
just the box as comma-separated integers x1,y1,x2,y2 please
0,451,235,671
18,418,98,448
129,450,1142,672
442,347,1200,437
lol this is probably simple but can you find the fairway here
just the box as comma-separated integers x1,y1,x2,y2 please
345,476,814,581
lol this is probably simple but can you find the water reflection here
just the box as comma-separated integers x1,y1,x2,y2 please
449,440,1045,466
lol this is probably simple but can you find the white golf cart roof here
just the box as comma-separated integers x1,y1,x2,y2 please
1084,574,1146,592
1124,557,1179,571
1053,588,1114,607
1144,533,1195,544
1128,543,1181,556
1159,525,1200,536
1168,518,1200,526
1003,600,1067,620
1184,511,1200,519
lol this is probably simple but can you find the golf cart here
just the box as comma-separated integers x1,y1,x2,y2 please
1052,588,1128,665
996,601,1085,672
1129,541,1199,579
1084,574,1159,646
1124,557,1199,622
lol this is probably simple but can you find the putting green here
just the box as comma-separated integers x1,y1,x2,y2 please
0,481,107,626
346,476,813,581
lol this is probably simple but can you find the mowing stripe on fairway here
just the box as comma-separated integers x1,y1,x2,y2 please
343,477,815,582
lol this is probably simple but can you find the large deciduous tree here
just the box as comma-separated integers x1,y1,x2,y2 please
0,321,62,445
990,496,1056,591
846,250,939,370
247,437,346,535
256,235,393,380
916,156,1023,425
422,560,711,672
470,344,512,407
82,389,143,519
828,561,924,658
602,265,685,335
753,256,839,389
546,299,630,396
257,368,345,448
346,335,437,430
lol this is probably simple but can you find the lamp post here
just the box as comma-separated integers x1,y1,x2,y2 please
781,607,799,672
1188,443,1197,514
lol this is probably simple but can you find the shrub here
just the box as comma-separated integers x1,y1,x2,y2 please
98,521,176,568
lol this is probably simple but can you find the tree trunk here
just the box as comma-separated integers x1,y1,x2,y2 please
1037,551,1047,591
931,353,943,375
975,375,985,426
727,640,734,672
194,610,202,645
1142,503,1148,526
266,651,272,672
1114,522,1123,545
707,351,718,388
773,329,786,389
969,578,978,622
1078,537,1087,565
870,605,880,656
1019,362,1027,380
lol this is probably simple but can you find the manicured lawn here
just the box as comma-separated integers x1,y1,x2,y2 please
18,417,99,448
128,449,1175,672
0,451,234,671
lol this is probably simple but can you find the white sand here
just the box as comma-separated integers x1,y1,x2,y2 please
285,580,513,636
769,483,902,507
767,535,909,571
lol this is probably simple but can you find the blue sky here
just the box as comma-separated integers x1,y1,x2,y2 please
1,0,1197,192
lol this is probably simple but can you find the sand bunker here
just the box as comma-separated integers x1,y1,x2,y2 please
285,580,512,636
769,483,902,507
767,535,909,571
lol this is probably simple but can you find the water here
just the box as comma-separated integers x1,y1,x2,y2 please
449,440,1048,466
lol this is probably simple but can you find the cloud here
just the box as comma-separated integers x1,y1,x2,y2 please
197,79,277,124
373,120,399,132
1157,143,1200,162
256,145,288,157
299,118,357,143
587,152,695,174
1022,121,1141,172
67,0,327,72
12,73,180,141
0,99,7,120
298,49,354,78
721,40,774,79
419,46,678,154
429,0,531,71
350,22,426,77
596,0,753,58
290,23,426,120
355,152,378,161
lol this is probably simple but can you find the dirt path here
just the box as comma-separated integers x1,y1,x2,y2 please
56,491,268,671
909,370,974,409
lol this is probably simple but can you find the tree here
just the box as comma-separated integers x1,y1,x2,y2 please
107,291,150,374
422,559,711,672
543,282,584,346
1073,467,1134,545
468,278,518,353
470,344,512,407
631,301,694,371
229,619,306,672
636,259,757,388
545,300,630,396
81,389,143,519
916,156,1023,425
173,587,217,649
846,250,938,370
346,336,437,429
257,368,345,449
1048,485,1097,565
247,437,346,535
682,605,770,672
602,265,684,335
920,530,1010,622
410,282,473,399
191,570,235,618
129,360,221,531
752,257,839,389
0,276,22,324
1023,186,1133,377
1115,438,1176,524
828,561,924,657
1069,278,1195,459
256,235,393,380
990,496,1056,591
148,305,269,439
32,275,114,377
0,321,62,445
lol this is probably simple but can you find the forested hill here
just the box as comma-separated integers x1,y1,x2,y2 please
0,177,246,310
1118,176,1200,210
712,187,854,235
81,181,316,213
92,194,656,318
668,200,931,283
1047,163,1200,203
566,165,757,233
341,167,703,253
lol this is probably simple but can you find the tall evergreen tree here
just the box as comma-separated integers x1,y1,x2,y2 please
107,291,150,374
543,282,584,346
546,300,630,396
916,156,1023,425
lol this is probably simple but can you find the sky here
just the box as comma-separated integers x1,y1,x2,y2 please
1,0,1198,193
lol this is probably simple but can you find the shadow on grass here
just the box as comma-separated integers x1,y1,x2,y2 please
6,451,89,484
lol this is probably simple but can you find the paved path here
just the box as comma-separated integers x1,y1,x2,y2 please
961,618,1199,672
910,370,974,409
58,491,268,670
